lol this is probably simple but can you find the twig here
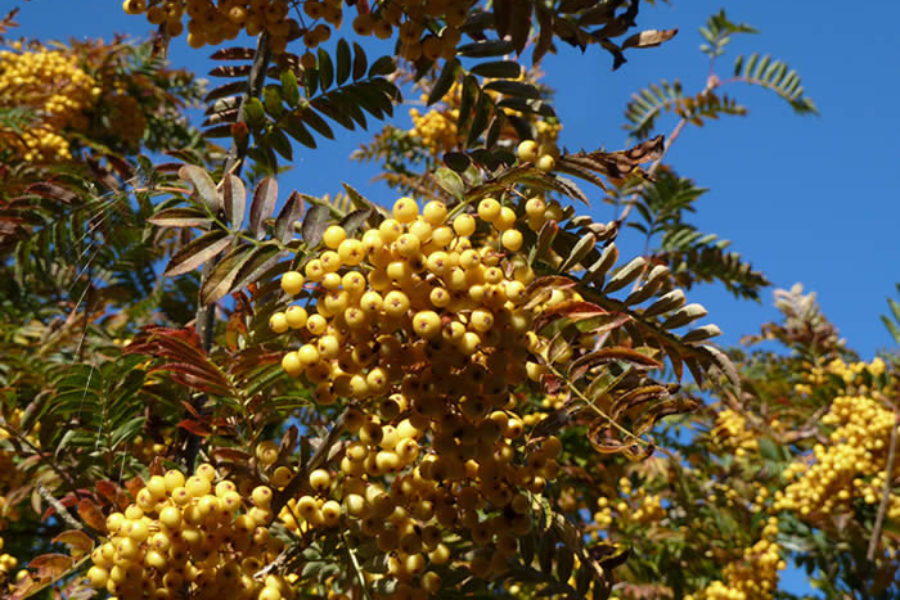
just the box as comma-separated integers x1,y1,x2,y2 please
343,531,374,600
36,482,85,533
866,409,899,561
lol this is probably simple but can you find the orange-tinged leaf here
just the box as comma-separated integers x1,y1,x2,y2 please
124,476,145,500
51,530,94,558
568,347,663,380
77,499,106,531
29,553,74,578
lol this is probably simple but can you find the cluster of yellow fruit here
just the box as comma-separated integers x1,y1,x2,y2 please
795,357,887,396
0,45,98,162
590,477,666,539
130,435,172,466
409,105,459,156
0,535,17,583
349,0,466,62
87,464,291,600
122,0,470,58
689,517,784,600
773,393,900,519
265,196,597,590
406,77,562,162
709,409,758,458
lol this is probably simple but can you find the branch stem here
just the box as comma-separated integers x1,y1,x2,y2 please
867,409,899,562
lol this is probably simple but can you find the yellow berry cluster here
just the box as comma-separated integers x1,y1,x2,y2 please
406,76,562,161
710,409,758,458
409,106,459,155
796,357,887,396
130,435,172,466
773,393,900,519
689,518,784,600
87,464,290,600
265,197,595,590
122,0,470,58
590,477,667,540
272,196,535,401
0,535,17,584
0,46,98,162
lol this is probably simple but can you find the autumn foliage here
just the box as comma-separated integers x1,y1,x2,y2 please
0,3,897,600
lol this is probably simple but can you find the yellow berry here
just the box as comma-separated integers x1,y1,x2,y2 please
281,271,305,295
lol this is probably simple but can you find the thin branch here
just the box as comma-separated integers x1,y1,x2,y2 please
36,482,85,533
867,409,899,562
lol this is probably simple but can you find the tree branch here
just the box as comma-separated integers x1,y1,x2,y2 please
867,409,899,562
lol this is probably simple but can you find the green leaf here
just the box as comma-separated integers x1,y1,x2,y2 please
471,60,522,79
283,115,317,148
243,97,266,128
304,66,319,97
368,55,395,78
231,243,284,292
178,165,219,213
302,205,330,248
603,257,647,293
882,314,900,344
484,80,541,99
428,58,460,105
280,69,300,107
148,207,212,228
457,40,515,57
458,75,478,130
432,167,465,201
317,48,334,90
300,108,334,139
352,42,368,80
269,127,293,160
467,91,491,146
340,209,372,237
559,233,596,273
201,244,254,303
164,230,232,277
263,86,284,118
336,38,351,85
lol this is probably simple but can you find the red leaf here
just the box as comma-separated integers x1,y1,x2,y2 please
124,476,145,500
178,419,213,437
76,499,106,531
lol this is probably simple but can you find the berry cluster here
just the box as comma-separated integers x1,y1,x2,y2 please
263,196,598,591
407,78,562,161
774,393,900,519
689,518,784,600
0,535,18,586
87,464,290,600
709,409,758,458
408,105,459,156
122,0,470,58
0,45,98,162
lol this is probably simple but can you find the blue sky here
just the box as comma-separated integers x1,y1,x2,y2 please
12,1,900,595
13,1,900,360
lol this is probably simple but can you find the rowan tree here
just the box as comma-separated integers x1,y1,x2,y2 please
0,2,897,600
